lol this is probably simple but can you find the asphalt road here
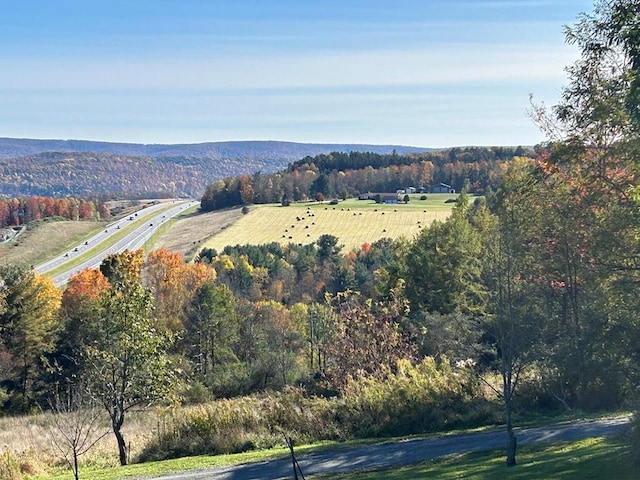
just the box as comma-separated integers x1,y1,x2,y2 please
35,200,195,286
145,416,630,480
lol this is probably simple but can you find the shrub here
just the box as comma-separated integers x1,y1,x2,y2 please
420,195,427,200
180,381,213,405
241,206,249,214
340,357,495,437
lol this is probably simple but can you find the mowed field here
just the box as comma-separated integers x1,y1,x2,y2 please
200,194,459,254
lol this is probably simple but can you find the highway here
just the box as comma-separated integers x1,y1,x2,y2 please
35,200,196,286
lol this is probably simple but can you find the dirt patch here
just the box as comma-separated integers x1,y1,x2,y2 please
151,207,247,261
0,219,105,268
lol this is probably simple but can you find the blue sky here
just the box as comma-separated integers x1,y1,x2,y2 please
1,0,594,147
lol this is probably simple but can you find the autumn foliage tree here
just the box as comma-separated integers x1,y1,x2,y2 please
323,286,415,392
0,267,62,411
144,248,215,332
0,196,110,227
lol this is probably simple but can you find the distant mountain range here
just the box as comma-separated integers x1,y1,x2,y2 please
0,138,435,160
0,138,438,198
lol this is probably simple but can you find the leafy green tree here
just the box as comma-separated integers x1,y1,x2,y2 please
553,0,640,138
531,0,640,410
316,234,342,263
310,173,331,197
235,300,305,390
481,171,546,467
404,192,485,315
83,252,175,466
183,281,238,384
326,261,356,294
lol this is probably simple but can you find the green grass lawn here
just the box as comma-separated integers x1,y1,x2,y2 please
33,436,633,480
32,441,337,480
325,437,634,480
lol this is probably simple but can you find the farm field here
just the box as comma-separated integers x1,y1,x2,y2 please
149,206,245,260
199,194,461,254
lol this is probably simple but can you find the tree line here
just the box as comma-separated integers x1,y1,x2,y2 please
0,196,111,228
199,146,532,211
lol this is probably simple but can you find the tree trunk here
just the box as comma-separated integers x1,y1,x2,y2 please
111,413,128,466
505,396,517,466
114,426,127,466
73,449,79,480
506,427,517,467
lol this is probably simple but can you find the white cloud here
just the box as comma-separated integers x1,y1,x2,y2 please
1,41,575,91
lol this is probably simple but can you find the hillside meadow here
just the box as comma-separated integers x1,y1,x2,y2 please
199,194,460,254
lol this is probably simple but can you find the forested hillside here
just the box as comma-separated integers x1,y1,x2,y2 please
200,146,532,210
0,145,529,201
0,152,219,198
0,138,435,159
0,141,436,198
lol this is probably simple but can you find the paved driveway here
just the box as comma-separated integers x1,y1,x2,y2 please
146,416,630,480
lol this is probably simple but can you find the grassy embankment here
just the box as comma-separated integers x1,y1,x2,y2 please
0,201,192,273
0,219,105,268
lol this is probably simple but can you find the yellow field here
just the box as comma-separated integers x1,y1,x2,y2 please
200,201,453,253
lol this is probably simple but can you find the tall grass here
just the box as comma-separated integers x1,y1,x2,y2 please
6,358,600,478
0,409,159,478
341,358,499,437
140,358,496,462
139,388,346,462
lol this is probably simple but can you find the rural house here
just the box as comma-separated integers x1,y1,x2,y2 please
358,192,399,204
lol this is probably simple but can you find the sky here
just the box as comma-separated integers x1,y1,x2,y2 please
0,0,596,148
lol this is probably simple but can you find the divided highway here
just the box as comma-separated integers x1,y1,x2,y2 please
35,200,196,286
